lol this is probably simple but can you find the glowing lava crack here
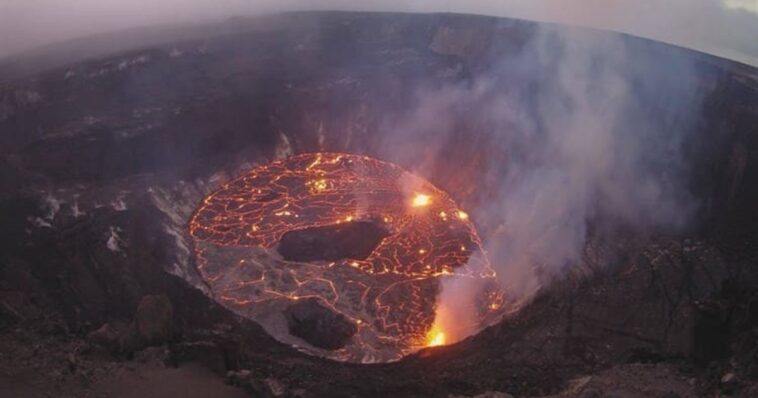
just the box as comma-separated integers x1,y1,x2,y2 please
190,153,504,362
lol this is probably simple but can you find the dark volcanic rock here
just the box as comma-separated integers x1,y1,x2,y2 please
277,221,390,262
227,370,289,397
87,322,121,349
86,320,142,354
170,341,229,375
284,298,357,350
134,294,174,345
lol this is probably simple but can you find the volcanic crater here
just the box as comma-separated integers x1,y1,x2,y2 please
0,10,757,398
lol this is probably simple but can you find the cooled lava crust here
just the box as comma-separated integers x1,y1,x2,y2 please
189,152,503,362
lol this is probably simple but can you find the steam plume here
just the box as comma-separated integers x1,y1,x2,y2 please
381,25,705,343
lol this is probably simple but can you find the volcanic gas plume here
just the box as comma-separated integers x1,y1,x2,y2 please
189,153,504,362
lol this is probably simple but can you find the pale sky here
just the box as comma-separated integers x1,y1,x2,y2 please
1,0,757,66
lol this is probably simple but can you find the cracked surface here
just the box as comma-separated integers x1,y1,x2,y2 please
189,153,502,362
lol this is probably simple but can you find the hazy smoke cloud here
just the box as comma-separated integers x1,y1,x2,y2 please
383,25,705,343
449,0,758,66
1,1,757,66
480,28,698,299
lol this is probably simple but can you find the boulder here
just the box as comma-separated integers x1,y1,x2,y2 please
134,294,174,345
86,320,141,354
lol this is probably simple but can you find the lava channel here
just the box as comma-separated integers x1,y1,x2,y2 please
189,152,504,362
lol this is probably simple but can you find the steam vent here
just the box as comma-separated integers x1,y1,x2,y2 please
2,10,758,398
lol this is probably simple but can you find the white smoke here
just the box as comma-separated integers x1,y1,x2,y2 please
384,25,705,343
482,28,696,299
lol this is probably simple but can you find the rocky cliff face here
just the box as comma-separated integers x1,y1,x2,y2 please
0,11,757,397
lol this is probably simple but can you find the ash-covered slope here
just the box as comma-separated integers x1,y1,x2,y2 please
1,11,757,397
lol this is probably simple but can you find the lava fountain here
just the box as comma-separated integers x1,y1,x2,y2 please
189,153,504,362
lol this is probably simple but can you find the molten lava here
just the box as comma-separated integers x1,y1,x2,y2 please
425,326,446,347
411,193,431,208
189,153,503,362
